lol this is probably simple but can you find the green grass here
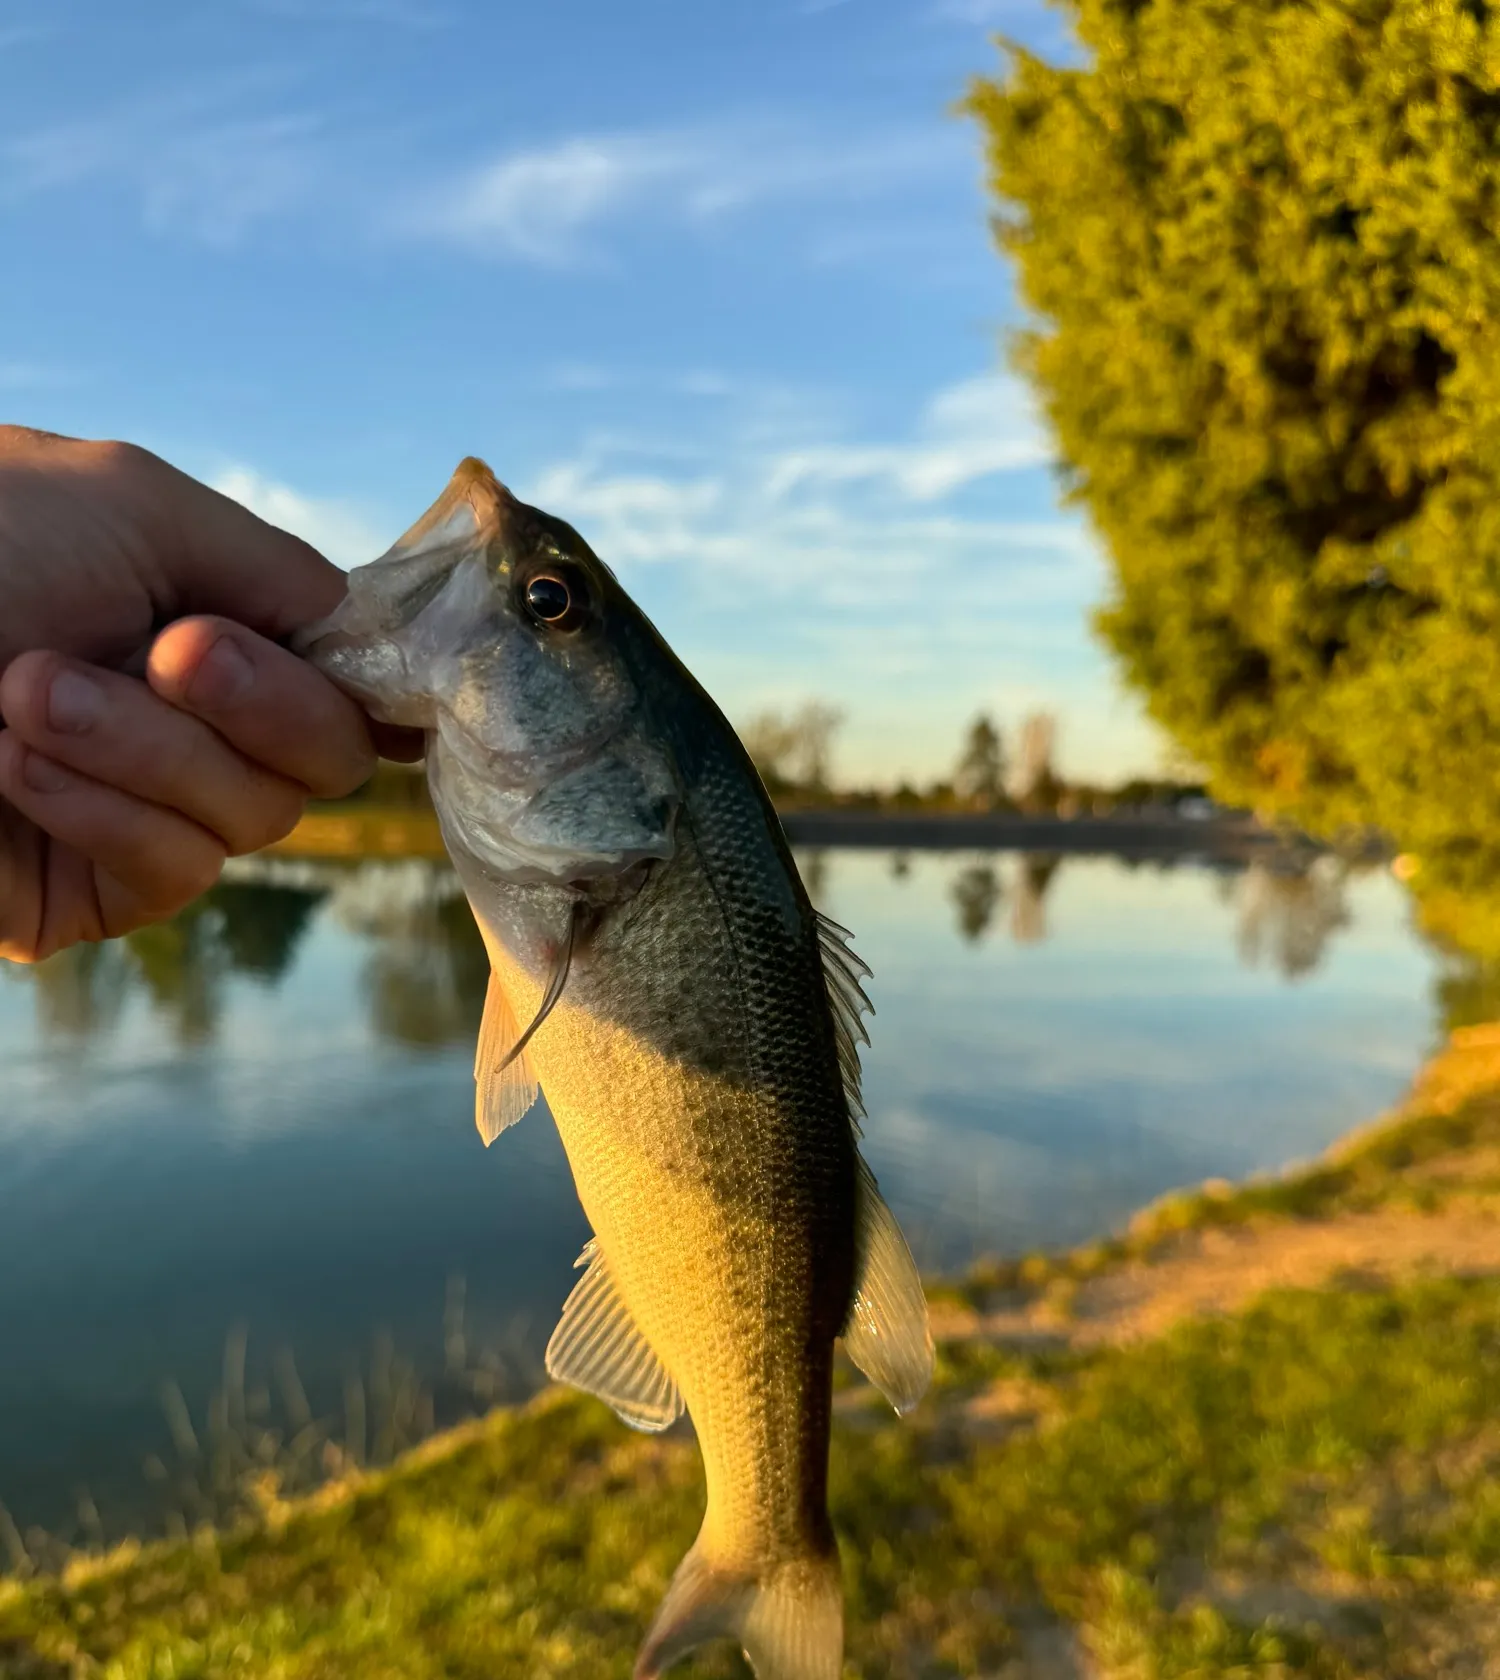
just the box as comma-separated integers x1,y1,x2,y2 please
5,1274,1499,1678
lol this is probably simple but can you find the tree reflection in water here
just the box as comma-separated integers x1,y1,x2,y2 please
329,866,488,1049
1235,857,1352,981
6,848,1382,1048
1011,854,1062,945
951,860,1002,943
20,876,329,1048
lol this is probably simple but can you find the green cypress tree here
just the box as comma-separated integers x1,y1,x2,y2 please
966,0,1500,920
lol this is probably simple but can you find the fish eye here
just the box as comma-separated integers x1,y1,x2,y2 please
526,575,571,621
520,563,590,632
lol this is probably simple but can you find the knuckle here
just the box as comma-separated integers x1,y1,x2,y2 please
88,437,163,481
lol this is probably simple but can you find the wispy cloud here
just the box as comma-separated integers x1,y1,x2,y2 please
1,87,325,243
405,134,691,263
508,366,1158,780
767,373,1051,500
212,467,389,570
400,122,960,264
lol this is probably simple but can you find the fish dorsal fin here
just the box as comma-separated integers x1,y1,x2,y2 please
546,1240,684,1433
842,1157,933,1415
473,972,541,1146
816,912,873,1127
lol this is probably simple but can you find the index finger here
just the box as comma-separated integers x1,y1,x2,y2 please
148,616,379,799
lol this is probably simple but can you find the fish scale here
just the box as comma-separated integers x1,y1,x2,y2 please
297,457,933,1680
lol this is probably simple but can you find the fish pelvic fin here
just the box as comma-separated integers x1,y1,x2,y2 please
635,1537,842,1680
842,1155,934,1415
546,1239,683,1432
474,972,540,1146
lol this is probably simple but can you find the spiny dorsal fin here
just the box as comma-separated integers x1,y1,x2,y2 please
546,1240,683,1433
841,1156,933,1415
815,911,872,1128
473,972,541,1146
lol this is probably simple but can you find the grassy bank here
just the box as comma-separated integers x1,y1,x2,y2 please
3,1042,1499,1679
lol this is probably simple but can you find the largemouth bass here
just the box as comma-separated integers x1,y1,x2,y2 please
296,459,932,1680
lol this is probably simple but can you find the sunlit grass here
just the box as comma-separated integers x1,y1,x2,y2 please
3,1272,1497,1677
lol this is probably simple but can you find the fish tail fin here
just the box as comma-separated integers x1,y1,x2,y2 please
634,1535,842,1680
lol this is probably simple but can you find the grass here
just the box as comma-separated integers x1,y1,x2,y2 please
4,1049,1500,1677
3,1273,1498,1677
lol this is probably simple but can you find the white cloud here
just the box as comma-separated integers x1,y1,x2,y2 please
502,370,1160,782
211,467,389,571
765,372,1051,500
1,90,324,243
401,122,960,264
407,135,693,263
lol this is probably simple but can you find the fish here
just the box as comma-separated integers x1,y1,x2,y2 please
294,458,933,1680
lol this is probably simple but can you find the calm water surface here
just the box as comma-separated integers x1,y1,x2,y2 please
0,848,1440,1536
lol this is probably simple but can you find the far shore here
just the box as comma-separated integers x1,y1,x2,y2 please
777,806,1312,859
264,801,1324,864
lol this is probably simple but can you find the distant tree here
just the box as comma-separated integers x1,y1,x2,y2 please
740,702,844,796
954,714,1007,809
966,0,1500,927
1012,711,1060,811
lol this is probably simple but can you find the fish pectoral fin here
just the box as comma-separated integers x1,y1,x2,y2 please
474,972,541,1146
545,1239,683,1432
841,1156,934,1415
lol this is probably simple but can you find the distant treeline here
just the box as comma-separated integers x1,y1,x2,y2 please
340,708,1214,820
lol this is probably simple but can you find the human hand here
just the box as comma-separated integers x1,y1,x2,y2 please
0,426,419,962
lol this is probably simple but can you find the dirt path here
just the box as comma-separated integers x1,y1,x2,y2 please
933,1205,1500,1350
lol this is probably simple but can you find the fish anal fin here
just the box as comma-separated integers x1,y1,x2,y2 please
474,971,540,1146
815,911,872,1128
635,1537,842,1680
842,1157,934,1415
546,1240,683,1432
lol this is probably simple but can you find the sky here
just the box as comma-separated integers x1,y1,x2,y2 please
0,0,1166,787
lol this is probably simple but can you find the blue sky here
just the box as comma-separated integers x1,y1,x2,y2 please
0,0,1165,785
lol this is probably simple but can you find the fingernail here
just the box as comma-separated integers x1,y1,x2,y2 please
21,750,71,794
48,667,102,734
187,636,254,710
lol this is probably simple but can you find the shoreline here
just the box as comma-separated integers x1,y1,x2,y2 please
263,802,1318,865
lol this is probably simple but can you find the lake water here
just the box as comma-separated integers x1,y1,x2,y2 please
0,847,1443,1543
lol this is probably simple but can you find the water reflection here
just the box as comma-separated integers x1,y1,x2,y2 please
0,845,1439,1542
12,849,1387,1050
1235,857,1352,980
951,862,1002,943
331,866,488,1049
